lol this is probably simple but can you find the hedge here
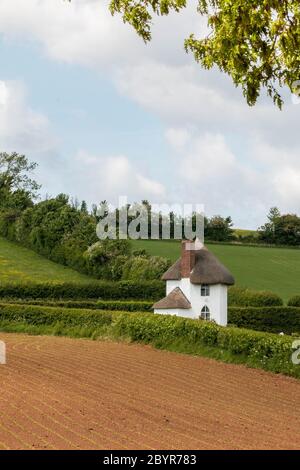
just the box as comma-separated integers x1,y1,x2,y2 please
0,303,298,379
288,296,300,307
0,280,165,301
0,282,284,310
0,303,114,328
0,299,153,312
38,302,300,334
228,306,300,335
228,287,283,307
3,300,298,334
113,312,299,378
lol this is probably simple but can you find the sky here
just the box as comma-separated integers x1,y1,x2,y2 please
0,0,299,229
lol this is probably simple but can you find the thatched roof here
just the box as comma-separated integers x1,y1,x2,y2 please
162,245,234,285
161,258,181,281
153,287,191,310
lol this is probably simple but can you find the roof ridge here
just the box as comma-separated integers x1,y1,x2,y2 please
172,286,190,303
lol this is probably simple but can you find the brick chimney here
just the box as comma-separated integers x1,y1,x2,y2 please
181,240,196,278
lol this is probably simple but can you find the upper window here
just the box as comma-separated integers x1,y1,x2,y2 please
201,284,210,296
201,305,210,321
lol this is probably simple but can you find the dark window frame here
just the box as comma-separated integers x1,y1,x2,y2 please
201,284,210,296
201,305,210,321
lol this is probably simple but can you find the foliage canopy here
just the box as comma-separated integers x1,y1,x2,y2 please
110,0,300,107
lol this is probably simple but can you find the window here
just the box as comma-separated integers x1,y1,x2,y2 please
201,284,210,296
201,305,210,321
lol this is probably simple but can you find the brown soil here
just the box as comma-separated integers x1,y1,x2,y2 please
0,332,299,450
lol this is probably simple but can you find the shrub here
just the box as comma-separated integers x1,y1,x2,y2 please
228,306,300,335
0,303,113,328
228,286,283,307
288,295,300,307
113,312,298,377
122,255,171,281
1,298,153,312
0,280,165,301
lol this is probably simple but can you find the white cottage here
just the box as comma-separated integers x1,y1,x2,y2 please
153,240,235,326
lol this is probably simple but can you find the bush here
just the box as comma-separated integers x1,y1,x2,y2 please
228,286,283,307
0,280,165,301
0,303,113,328
121,255,171,281
288,295,300,307
228,306,300,334
113,312,298,377
1,298,153,312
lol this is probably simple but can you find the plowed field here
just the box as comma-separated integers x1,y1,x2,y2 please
0,333,299,450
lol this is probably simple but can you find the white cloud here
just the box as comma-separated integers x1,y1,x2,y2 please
165,127,191,151
166,130,261,225
273,168,300,207
0,80,55,153
65,150,166,204
136,174,166,198
253,141,300,211
114,60,299,143
174,132,236,182
0,0,142,68
165,128,300,228
0,0,203,69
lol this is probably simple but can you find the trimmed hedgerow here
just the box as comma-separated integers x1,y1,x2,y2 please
288,295,300,307
5,301,298,334
113,312,299,378
0,282,284,309
228,286,283,307
0,280,164,301
0,299,153,312
0,303,114,328
0,304,298,378
228,306,300,335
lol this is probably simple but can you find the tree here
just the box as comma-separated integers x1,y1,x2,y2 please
274,214,300,245
0,153,38,237
80,200,88,214
268,207,281,224
259,207,281,243
110,0,300,108
259,209,300,245
205,215,234,241
0,152,40,198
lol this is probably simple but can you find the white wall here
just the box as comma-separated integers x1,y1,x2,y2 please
155,279,228,326
166,279,190,298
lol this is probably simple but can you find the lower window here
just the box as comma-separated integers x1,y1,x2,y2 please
201,305,210,321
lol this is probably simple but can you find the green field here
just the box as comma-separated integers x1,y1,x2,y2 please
0,237,92,284
132,240,300,302
0,236,299,302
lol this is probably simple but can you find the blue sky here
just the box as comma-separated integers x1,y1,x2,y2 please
0,36,169,182
0,0,299,229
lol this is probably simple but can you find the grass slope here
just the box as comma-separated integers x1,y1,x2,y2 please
0,237,92,284
132,240,300,302
0,235,298,302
